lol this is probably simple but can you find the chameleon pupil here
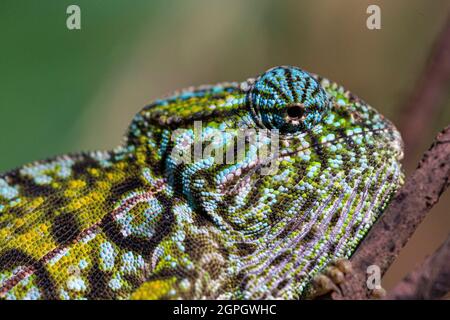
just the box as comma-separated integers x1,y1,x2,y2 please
286,104,304,119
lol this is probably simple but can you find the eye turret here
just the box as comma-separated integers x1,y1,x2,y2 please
248,66,330,133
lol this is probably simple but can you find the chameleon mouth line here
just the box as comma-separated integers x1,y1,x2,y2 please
220,127,398,195
283,127,398,158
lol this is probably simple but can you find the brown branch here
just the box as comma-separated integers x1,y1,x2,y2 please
386,233,450,300
399,15,450,159
332,125,450,300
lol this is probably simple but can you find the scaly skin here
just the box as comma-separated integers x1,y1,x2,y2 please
0,66,403,300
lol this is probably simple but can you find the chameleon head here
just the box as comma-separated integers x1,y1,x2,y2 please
0,66,404,300
129,65,404,298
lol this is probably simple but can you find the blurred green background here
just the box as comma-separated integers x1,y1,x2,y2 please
1,0,449,292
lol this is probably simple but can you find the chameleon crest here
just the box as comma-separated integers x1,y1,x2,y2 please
0,66,403,299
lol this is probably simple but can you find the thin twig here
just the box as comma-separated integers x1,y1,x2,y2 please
386,233,450,300
332,125,450,300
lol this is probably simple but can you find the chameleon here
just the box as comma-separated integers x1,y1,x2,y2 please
0,66,404,300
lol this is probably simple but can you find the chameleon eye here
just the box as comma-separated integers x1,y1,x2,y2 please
248,66,330,134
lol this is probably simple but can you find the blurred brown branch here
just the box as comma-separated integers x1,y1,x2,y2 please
332,124,450,300
399,15,450,160
386,233,450,300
